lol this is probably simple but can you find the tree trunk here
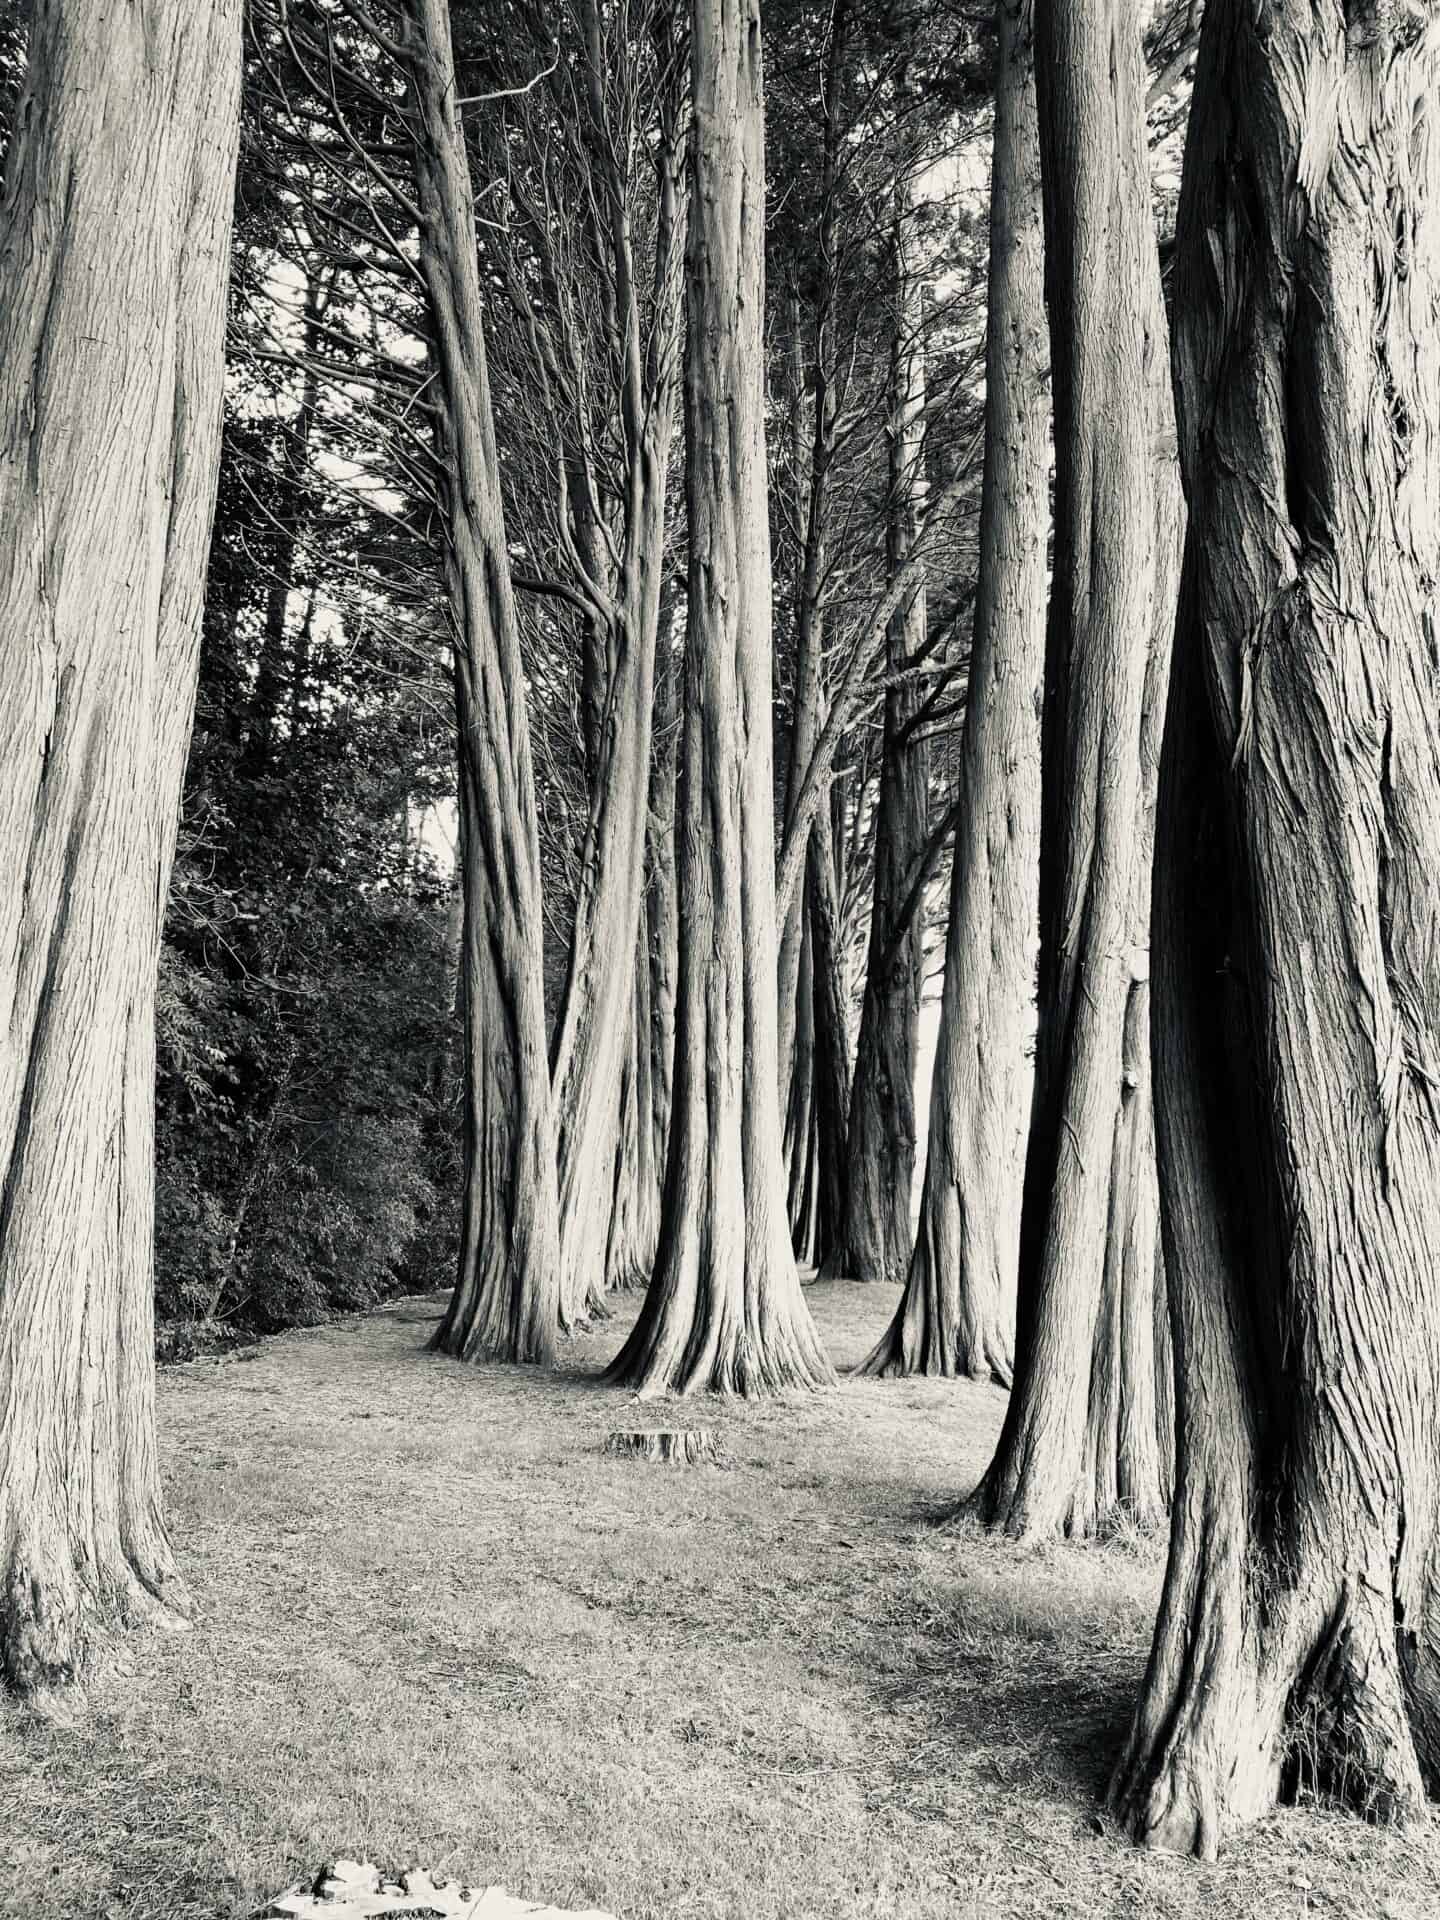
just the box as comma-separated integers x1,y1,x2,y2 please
548,4,686,1329
603,920,660,1291
828,187,931,1285
1111,5,1440,1857
775,299,812,1103
859,0,1045,1381
974,0,1181,1536
406,0,560,1368
243,263,333,776
605,0,834,1397
647,619,681,1175
0,0,242,1694
785,901,822,1265
803,811,851,1266
776,9,846,1136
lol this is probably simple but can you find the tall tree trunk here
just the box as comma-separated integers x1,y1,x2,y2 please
1111,5,1440,1858
604,924,659,1291
785,904,823,1266
776,6,846,1137
550,507,668,1329
548,5,686,1329
828,186,931,1285
407,0,560,1368
648,613,681,1173
804,810,851,1265
859,0,1045,1381
0,0,242,1694
974,0,1181,1536
243,263,333,775
775,297,812,1101
606,0,834,1397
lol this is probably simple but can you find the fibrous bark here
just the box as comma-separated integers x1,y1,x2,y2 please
407,0,560,1368
974,0,1181,1535
0,0,242,1693
1112,2,1440,1857
605,0,834,1397
829,185,931,1286
859,0,1045,1381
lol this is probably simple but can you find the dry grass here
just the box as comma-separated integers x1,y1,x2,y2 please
0,1280,1435,1919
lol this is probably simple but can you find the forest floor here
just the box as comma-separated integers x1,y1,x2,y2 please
1,1282,1436,1920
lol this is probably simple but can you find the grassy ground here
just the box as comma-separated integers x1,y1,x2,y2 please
1,1281,1435,1920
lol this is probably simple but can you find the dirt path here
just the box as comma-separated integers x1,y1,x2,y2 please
0,1283,1433,1918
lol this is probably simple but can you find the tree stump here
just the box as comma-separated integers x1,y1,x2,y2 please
604,1429,725,1466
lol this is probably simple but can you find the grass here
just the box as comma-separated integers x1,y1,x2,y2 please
0,1279,1435,1920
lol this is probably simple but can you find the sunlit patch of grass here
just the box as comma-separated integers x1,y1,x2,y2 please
0,1279,1434,1919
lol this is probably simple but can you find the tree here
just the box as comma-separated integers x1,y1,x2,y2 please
828,178,933,1287
462,0,690,1327
606,0,834,1396
859,0,1045,1378
0,0,242,1692
972,0,1182,1536
402,0,562,1366
1111,0,1440,1856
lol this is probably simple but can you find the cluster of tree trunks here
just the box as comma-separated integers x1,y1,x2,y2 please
605,0,833,1395
827,184,932,1290
546,0,688,1329
973,0,1181,1541
6,0,1440,1877
405,0,561,1370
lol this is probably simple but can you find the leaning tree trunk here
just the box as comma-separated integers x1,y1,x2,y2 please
828,187,931,1287
1111,3,1440,1858
0,0,242,1695
973,0,1182,1537
859,0,1045,1382
407,0,560,1368
606,0,834,1397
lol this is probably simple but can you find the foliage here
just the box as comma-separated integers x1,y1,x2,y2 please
154,393,459,1337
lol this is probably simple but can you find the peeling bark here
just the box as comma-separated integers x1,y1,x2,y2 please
859,0,1044,1381
0,0,242,1694
605,0,834,1397
406,0,560,1368
974,0,1182,1536
1112,1,1440,1856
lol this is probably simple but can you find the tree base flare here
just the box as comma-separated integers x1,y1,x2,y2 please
1,1535,193,1700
